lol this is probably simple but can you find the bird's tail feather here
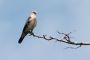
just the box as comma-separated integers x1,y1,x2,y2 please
18,33,27,44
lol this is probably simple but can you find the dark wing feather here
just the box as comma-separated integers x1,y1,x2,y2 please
22,16,31,33
18,17,31,44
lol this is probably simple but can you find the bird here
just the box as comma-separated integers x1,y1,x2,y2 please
18,11,37,44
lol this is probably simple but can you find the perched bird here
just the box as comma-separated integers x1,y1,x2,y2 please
18,11,37,44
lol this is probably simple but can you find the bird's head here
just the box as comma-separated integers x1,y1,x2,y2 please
32,11,37,15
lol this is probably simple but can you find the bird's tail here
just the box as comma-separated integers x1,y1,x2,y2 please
18,33,27,44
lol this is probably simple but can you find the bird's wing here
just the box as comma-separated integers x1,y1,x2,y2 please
18,17,31,44
22,16,31,33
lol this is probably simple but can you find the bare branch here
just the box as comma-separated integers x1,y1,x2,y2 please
29,32,90,48
65,45,82,49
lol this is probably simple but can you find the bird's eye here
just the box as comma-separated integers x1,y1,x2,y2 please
33,12,36,14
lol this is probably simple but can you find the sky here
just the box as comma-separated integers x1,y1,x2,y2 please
0,0,90,60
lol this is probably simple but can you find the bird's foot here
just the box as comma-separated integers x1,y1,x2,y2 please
29,32,34,36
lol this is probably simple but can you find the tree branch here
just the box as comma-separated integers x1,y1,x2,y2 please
29,32,90,48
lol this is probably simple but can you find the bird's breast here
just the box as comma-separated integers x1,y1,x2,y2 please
27,19,37,31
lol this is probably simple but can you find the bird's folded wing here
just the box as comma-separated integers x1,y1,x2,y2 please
22,16,31,33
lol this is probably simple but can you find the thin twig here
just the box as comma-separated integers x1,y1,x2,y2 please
29,32,90,48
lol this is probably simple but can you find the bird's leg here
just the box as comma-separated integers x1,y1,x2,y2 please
29,31,34,36
30,32,34,35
